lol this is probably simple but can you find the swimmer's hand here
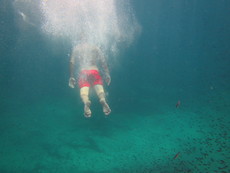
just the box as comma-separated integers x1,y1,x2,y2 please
105,73,111,86
69,77,76,88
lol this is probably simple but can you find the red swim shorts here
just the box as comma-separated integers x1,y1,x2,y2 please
78,70,103,88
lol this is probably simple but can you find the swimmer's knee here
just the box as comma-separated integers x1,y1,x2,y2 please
80,94,90,103
80,93,88,97
97,92,106,102
97,92,105,98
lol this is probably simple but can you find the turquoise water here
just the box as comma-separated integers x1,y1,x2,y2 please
0,0,230,172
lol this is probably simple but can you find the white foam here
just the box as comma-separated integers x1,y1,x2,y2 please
13,0,141,57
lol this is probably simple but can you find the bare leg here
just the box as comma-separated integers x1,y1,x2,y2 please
80,87,91,118
94,85,111,116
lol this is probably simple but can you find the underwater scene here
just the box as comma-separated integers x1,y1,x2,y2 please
0,0,229,172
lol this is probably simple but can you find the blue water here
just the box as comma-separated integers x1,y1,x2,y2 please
0,0,230,172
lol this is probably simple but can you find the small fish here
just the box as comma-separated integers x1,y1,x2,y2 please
173,152,180,159
176,100,181,108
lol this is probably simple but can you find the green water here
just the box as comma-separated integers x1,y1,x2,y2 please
0,0,230,172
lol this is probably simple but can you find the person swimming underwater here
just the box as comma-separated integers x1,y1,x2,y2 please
69,42,111,117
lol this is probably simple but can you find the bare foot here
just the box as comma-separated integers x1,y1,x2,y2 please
84,101,91,118
100,100,111,116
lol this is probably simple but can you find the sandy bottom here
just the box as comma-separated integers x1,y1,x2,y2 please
0,91,229,173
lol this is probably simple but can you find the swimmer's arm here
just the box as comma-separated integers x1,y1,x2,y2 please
98,49,111,85
100,53,110,75
69,51,77,78
68,53,77,88
102,58,111,86
70,61,75,78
